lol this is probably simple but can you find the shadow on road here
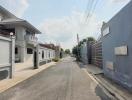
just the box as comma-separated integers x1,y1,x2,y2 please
76,61,86,69
95,85,112,100
75,61,115,100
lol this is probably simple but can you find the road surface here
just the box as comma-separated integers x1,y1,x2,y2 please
0,57,114,100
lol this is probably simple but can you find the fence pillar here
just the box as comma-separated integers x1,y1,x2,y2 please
10,36,15,78
34,44,39,69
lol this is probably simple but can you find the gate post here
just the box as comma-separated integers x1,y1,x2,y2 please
37,44,40,68
10,33,15,78
34,44,39,69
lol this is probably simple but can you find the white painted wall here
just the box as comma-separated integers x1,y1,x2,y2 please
0,39,10,66
39,47,47,61
15,26,26,42
15,26,26,62
38,46,55,62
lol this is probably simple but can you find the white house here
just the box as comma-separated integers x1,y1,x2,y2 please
0,6,41,66
38,44,55,66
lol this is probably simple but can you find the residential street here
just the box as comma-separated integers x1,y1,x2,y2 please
0,57,113,100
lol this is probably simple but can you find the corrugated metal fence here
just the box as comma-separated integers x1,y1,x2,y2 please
91,42,103,68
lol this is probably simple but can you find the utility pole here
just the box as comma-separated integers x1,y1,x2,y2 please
77,34,80,61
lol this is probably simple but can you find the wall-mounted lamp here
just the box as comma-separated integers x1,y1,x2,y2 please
10,32,14,36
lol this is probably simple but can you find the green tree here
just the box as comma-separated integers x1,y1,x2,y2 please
72,36,95,61
61,48,64,51
87,37,95,42
65,49,70,54
72,46,78,56
82,39,87,43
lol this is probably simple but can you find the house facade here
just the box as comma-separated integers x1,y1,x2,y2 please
101,1,132,91
38,43,55,66
0,6,41,67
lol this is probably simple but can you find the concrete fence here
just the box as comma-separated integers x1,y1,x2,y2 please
80,42,88,64
35,44,55,67
0,35,15,80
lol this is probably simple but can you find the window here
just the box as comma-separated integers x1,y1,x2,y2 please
102,27,110,36
15,47,18,54
26,30,31,35
42,51,44,59
49,52,50,58
27,48,33,54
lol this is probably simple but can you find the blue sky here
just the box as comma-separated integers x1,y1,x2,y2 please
0,0,130,49
20,0,89,26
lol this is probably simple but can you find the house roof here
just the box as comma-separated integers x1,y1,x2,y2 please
0,6,17,19
0,19,41,34
0,6,41,34
39,43,56,50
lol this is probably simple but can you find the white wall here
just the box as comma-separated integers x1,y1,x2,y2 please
39,46,55,62
15,26,26,42
25,45,34,66
0,39,10,66
15,26,26,62
39,47,47,61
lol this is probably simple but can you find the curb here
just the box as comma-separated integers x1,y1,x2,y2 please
93,75,125,100
0,62,56,93
83,69,124,100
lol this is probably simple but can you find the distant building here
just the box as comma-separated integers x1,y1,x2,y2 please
54,46,61,58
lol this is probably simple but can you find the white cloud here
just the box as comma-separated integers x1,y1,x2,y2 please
0,0,29,17
38,11,102,50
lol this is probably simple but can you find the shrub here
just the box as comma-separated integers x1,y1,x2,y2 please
52,58,59,62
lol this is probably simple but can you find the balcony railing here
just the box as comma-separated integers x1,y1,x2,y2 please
25,35,38,45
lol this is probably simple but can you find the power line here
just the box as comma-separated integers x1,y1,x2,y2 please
85,0,99,24
77,0,93,38
77,0,101,41
85,0,95,22
78,0,100,40
78,0,95,33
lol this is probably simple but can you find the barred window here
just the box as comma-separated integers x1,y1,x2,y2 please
27,48,33,54
15,47,18,54
42,51,44,59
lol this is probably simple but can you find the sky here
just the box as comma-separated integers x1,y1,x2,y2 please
0,0,131,50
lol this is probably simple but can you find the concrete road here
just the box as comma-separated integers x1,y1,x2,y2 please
0,57,114,100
